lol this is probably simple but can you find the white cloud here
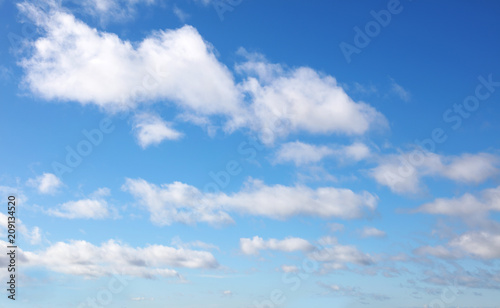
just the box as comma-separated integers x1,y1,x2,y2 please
122,178,378,226
280,265,299,273
341,142,371,161
46,188,117,219
18,3,387,144
234,51,388,143
415,185,500,217
69,0,155,24
273,141,333,166
274,141,371,166
310,244,374,266
449,232,500,259
133,113,183,148
27,173,63,194
21,239,219,278
240,236,314,255
360,227,386,238
370,151,499,194
18,2,242,114
415,231,500,260
390,78,410,102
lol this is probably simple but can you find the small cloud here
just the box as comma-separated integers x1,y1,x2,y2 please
280,265,299,273
222,290,233,296
360,227,386,238
133,113,183,149
390,78,410,102
173,5,189,22
27,173,63,194
46,188,118,219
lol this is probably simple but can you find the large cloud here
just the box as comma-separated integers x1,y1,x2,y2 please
19,1,242,115
122,178,378,226
6,239,218,279
18,2,387,144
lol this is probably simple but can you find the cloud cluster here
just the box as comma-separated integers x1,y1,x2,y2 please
122,178,378,226
18,2,387,145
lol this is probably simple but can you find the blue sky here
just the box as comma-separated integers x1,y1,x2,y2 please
1,0,500,307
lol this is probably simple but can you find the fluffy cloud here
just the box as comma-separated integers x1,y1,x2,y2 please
369,151,500,194
18,3,387,144
415,185,500,218
27,172,63,194
18,239,218,279
122,178,378,226
240,236,314,255
18,1,242,115
273,141,334,166
234,51,388,143
274,141,371,166
415,231,500,260
46,188,117,219
133,113,183,148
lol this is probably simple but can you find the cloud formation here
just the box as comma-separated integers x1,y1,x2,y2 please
122,178,378,226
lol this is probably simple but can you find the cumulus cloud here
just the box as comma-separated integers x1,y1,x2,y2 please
133,113,183,148
46,188,117,219
240,236,314,255
415,231,500,260
18,1,242,115
27,172,63,194
369,151,500,194
122,178,378,226
234,51,388,143
19,239,219,279
17,3,387,144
